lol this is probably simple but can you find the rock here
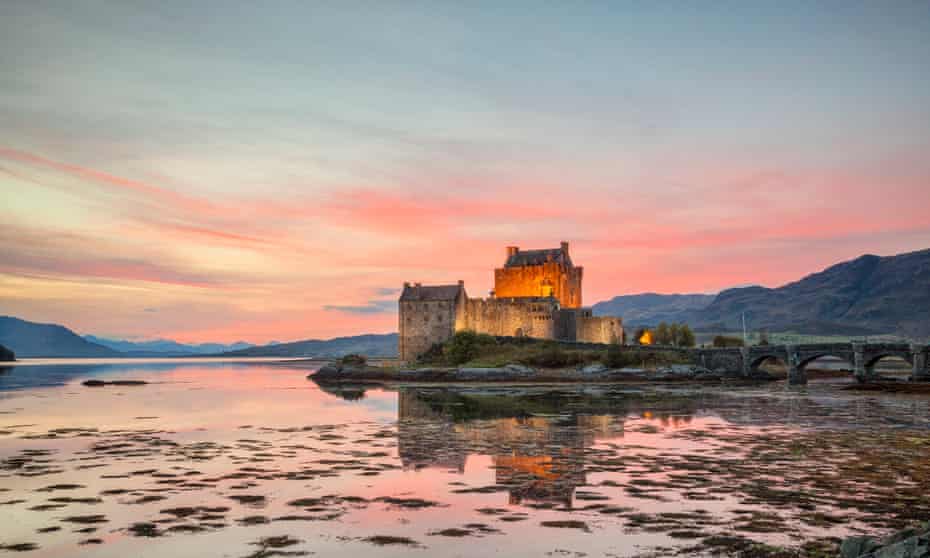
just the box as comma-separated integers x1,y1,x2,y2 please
458,367,501,375
82,380,148,387
868,537,925,558
580,363,606,374
841,536,880,558
841,524,930,558
316,364,342,375
504,364,534,375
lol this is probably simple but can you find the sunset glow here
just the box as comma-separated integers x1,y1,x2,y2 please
2,3,929,343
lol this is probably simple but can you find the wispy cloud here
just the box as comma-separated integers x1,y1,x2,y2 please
323,300,396,315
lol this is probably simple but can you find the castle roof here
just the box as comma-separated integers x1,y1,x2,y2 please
505,248,572,268
399,283,464,301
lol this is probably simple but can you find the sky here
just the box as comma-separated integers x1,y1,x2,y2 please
1,1,929,343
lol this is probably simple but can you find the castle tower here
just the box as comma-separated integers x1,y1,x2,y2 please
492,241,583,308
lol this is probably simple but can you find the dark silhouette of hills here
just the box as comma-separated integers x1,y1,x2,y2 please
0,316,119,358
594,248,930,339
0,343,14,361
218,333,398,358
592,293,715,326
84,335,253,356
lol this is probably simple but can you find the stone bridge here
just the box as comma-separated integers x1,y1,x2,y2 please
691,343,930,385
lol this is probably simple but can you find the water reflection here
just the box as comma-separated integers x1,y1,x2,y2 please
2,362,930,557
396,387,693,507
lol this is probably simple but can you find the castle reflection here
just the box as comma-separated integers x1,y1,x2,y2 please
394,387,696,507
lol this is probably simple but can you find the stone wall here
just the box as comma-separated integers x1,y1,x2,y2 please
398,294,465,362
557,309,623,344
494,262,583,308
577,313,623,344
463,297,558,339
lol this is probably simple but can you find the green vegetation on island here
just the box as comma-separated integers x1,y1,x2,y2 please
417,331,690,369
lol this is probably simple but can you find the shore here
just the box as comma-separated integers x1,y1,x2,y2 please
309,362,777,384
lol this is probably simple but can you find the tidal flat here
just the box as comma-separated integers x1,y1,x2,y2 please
1,361,930,557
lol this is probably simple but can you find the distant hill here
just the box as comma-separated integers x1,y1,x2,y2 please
592,293,715,326
594,248,930,339
219,333,398,358
0,343,14,361
0,316,119,358
84,335,253,356
691,249,930,338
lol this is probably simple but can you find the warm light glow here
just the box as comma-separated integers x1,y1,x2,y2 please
639,330,653,345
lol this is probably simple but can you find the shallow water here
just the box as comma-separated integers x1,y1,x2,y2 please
1,361,930,557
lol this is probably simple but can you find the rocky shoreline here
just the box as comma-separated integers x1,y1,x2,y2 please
841,522,930,558
310,362,776,384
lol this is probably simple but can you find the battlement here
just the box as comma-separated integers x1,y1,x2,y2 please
398,242,622,361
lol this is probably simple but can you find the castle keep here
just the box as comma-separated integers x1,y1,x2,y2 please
398,242,623,361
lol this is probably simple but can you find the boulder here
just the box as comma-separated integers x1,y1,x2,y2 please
580,363,606,374
841,536,881,558
504,364,535,375
841,524,930,558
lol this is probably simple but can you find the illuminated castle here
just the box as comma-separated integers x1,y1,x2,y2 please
398,242,623,361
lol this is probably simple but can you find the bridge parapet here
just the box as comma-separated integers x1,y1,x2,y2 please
637,342,927,384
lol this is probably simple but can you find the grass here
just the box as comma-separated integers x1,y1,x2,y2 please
417,332,690,369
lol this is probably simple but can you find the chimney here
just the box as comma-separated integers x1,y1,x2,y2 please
506,246,519,258
457,280,464,287
403,281,410,288
560,241,569,255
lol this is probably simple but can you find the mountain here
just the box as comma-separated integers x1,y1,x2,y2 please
219,333,398,358
0,316,120,358
84,335,253,356
594,248,930,339
691,249,930,337
592,293,715,326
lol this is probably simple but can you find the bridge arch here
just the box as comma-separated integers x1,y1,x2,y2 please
797,353,855,375
749,355,789,377
864,352,912,377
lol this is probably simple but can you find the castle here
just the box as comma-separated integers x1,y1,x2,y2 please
398,242,623,361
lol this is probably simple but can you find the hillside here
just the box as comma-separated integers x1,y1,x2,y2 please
84,335,253,356
592,293,715,326
691,249,930,338
219,333,398,358
0,316,119,358
593,249,930,339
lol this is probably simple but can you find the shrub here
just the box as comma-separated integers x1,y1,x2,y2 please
676,325,696,347
445,331,497,365
713,335,745,348
340,353,367,366
605,344,635,368
518,341,588,368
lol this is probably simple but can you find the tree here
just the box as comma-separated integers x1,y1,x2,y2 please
713,335,744,348
668,323,681,346
655,322,671,345
677,324,696,347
